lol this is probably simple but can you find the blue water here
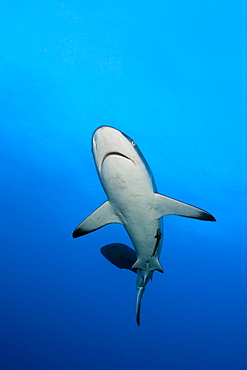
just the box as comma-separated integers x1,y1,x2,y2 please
1,1,247,369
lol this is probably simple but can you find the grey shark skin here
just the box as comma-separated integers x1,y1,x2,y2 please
72,126,216,325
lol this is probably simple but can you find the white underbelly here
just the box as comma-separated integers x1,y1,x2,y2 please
100,155,163,261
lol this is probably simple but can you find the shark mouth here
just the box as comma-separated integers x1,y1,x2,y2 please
102,152,134,165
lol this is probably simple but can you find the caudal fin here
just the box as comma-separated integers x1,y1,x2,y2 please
136,287,145,326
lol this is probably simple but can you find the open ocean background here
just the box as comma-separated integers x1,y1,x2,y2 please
1,1,247,369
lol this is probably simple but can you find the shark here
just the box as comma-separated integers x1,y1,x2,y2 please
72,126,216,325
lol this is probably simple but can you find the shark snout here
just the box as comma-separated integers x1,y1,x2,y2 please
92,126,137,173
93,126,118,145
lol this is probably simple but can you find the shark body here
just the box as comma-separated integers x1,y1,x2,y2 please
73,126,216,325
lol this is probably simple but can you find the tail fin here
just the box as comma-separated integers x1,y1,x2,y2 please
136,287,145,326
135,269,154,325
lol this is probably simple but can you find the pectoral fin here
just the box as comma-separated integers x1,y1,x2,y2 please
72,201,123,238
154,193,216,221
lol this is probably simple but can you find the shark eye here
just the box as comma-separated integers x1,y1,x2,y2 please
131,141,136,146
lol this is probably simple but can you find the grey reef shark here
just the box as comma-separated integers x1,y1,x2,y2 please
72,126,216,325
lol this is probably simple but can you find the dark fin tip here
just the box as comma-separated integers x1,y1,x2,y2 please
136,313,140,326
72,228,95,238
72,229,81,238
206,214,216,222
